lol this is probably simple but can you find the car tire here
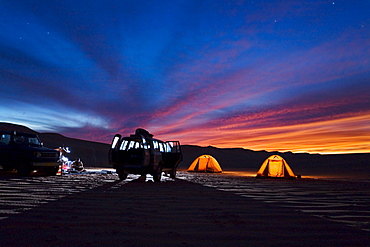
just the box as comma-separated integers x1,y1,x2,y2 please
45,166,59,176
152,163,163,182
116,168,128,180
169,168,177,179
17,162,32,176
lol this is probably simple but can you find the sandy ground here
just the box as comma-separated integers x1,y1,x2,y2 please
0,175,369,247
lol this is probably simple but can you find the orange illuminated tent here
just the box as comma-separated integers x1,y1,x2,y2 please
256,155,296,178
187,155,222,173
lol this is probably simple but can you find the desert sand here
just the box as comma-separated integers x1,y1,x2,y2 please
1,176,368,247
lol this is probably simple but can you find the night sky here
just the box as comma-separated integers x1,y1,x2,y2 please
1,0,369,154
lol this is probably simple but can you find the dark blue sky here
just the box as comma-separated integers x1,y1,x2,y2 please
1,0,369,153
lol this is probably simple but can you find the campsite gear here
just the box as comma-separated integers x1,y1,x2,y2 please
256,155,296,178
56,147,84,173
56,165,62,175
71,158,84,171
187,155,222,173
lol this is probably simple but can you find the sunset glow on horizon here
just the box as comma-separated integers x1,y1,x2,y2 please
166,113,370,154
1,1,369,154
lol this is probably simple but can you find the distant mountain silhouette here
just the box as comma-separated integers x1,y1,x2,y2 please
1,122,369,178
0,122,38,134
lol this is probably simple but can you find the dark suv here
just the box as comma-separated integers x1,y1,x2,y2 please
109,129,182,182
0,131,60,176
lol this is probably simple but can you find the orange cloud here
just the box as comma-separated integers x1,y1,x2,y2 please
157,113,370,154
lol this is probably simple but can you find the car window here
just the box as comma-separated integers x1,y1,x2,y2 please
152,141,159,151
120,140,129,150
28,136,41,145
111,136,120,149
0,134,11,145
13,136,25,144
126,140,142,150
158,142,164,152
165,142,172,152
165,141,180,153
